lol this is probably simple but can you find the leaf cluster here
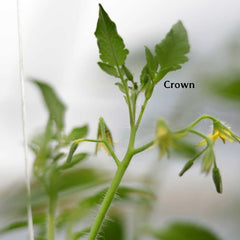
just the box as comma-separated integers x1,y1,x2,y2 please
95,3,190,106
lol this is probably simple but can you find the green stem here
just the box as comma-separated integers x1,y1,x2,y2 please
87,153,133,240
133,140,155,155
103,140,120,166
116,65,134,127
136,99,148,130
48,195,57,240
175,115,217,134
189,129,213,147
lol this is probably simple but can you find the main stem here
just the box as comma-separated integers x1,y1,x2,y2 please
87,127,136,240
48,194,57,240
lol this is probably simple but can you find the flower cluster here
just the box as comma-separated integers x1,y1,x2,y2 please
155,117,240,194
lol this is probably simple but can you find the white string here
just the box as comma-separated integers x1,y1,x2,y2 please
16,0,35,239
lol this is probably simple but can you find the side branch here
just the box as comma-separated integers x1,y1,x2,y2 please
133,140,155,155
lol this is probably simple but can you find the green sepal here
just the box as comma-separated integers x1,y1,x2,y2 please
95,117,114,154
202,148,215,173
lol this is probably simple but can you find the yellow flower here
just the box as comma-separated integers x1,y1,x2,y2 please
197,122,240,146
155,119,187,159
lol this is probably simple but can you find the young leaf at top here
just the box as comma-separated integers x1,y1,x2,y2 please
33,80,66,131
121,65,133,82
140,65,151,87
145,46,158,79
155,21,190,76
95,4,129,67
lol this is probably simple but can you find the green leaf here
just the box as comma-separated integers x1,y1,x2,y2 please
0,214,46,234
122,65,133,81
140,65,151,87
148,222,220,240
207,73,240,102
57,168,109,192
67,125,88,142
145,81,154,100
0,221,27,234
115,82,126,93
95,4,129,66
98,62,119,77
155,21,190,74
145,46,158,78
33,119,53,177
33,80,66,131
59,153,88,170
72,227,91,240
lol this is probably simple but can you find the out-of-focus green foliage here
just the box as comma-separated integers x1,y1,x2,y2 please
146,222,220,240
206,72,240,102
33,80,66,131
0,79,156,239
98,215,124,240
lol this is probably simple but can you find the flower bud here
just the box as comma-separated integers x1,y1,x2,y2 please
179,160,194,176
95,118,114,155
212,167,223,194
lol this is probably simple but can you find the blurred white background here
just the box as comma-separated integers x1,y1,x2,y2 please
1,0,240,239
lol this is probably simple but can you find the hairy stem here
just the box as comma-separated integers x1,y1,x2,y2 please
87,160,130,240
87,127,136,240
